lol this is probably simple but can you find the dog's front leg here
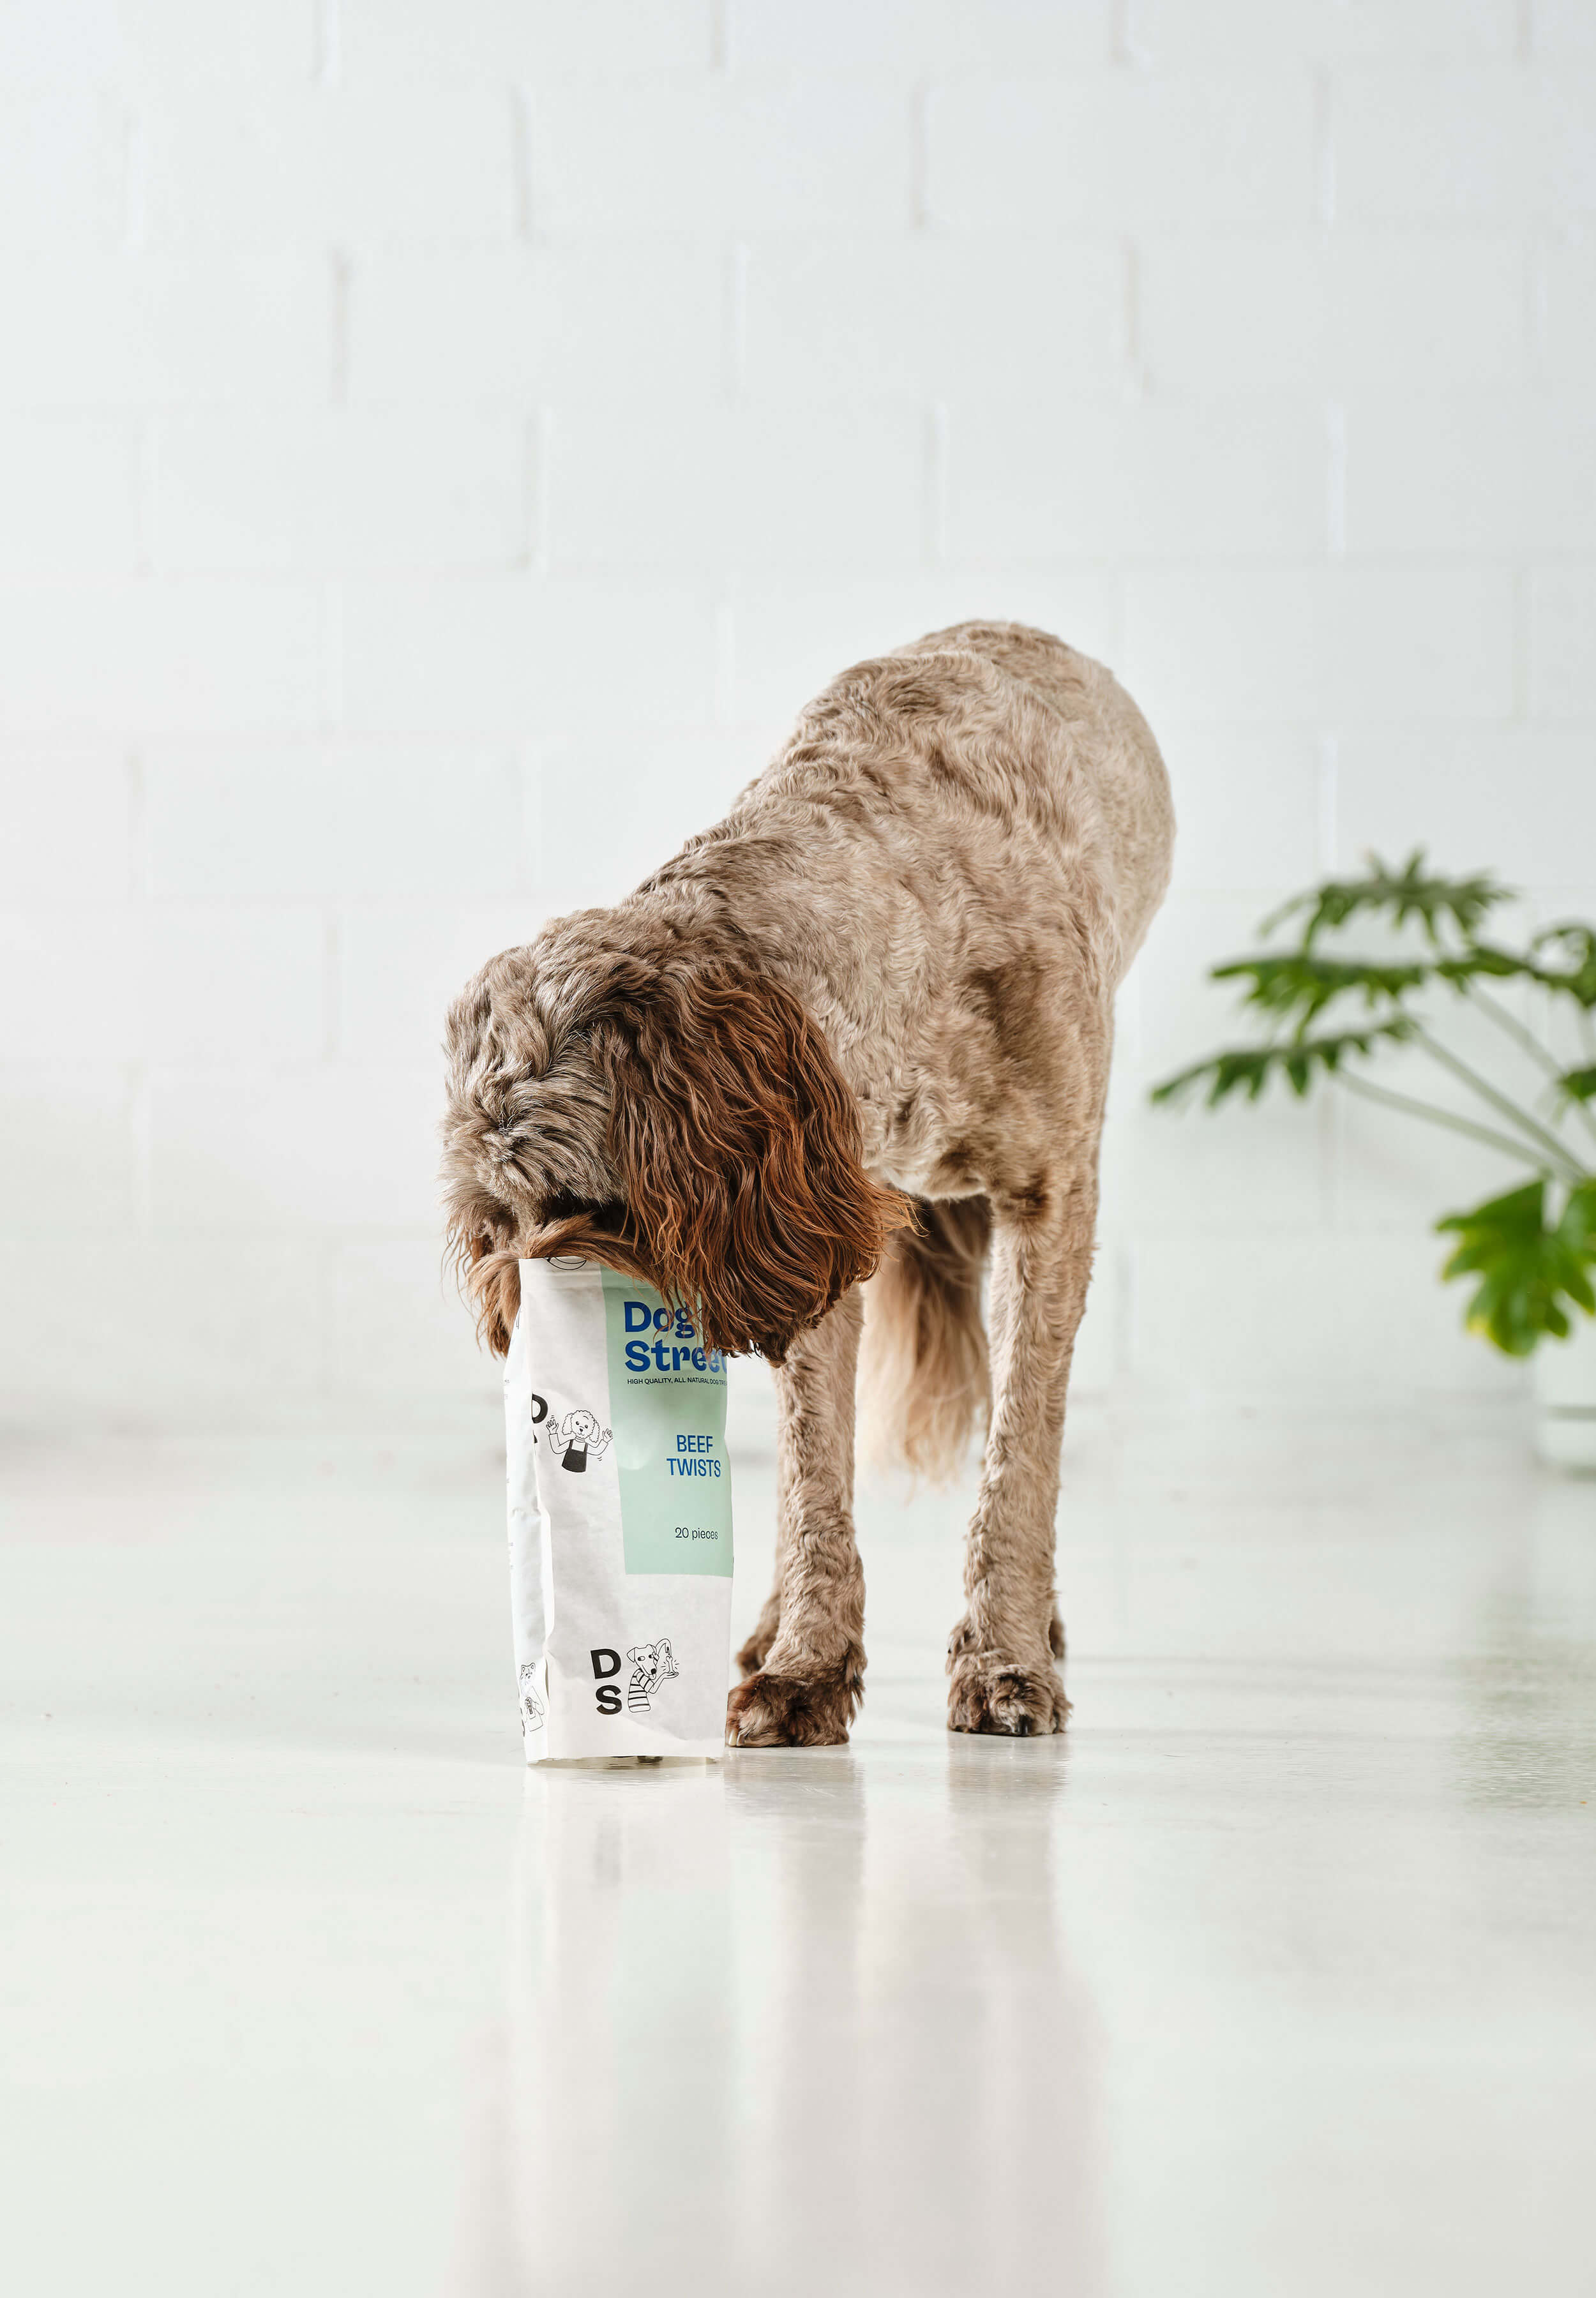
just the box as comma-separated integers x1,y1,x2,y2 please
726,1286,864,1748
947,1169,1097,1737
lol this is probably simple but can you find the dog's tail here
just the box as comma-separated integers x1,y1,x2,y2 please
858,1197,990,1480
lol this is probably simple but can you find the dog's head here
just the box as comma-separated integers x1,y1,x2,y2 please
627,1637,677,1692
442,915,910,1362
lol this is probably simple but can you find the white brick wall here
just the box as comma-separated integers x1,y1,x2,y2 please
929,72,1320,228
2,0,1593,1432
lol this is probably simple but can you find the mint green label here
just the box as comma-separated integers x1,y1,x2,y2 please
600,1272,734,1578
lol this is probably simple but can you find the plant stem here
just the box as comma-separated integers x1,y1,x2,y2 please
1335,1072,1561,1169
1408,1023,1588,1183
1461,977,1563,1081
1460,980,1596,1154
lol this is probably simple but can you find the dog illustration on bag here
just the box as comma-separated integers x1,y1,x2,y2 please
545,1406,611,1475
518,1665,546,1732
626,1638,678,1715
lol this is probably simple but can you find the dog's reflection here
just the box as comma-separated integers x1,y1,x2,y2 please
449,1746,1101,2297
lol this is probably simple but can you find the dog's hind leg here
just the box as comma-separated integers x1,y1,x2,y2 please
726,1286,865,1748
946,1160,1097,1737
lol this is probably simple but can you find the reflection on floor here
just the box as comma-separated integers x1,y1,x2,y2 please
2,1391,1593,2297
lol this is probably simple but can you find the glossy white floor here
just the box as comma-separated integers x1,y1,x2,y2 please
3,1389,1593,2298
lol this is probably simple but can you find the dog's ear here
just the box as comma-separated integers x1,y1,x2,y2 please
593,960,911,1363
455,1226,521,1357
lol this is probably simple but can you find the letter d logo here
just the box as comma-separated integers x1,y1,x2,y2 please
590,1648,621,1679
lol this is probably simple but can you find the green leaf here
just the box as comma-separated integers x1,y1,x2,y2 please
1530,924,1596,1010
1435,1178,1596,1357
1560,1065,1596,1105
1261,850,1511,951
1405,931,1596,1009
1150,1020,1415,1109
1210,953,1427,1032
1432,944,1535,988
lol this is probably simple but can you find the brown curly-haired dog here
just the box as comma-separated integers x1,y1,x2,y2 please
442,623,1174,1747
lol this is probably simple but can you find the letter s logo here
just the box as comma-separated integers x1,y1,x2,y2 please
596,1685,622,1715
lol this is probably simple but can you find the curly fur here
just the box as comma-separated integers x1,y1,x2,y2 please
444,940,910,1362
441,622,1173,1745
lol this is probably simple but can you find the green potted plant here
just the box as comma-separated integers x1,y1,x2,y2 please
1152,855,1596,1468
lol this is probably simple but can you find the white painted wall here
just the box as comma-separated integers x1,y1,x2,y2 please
2,1,1592,1432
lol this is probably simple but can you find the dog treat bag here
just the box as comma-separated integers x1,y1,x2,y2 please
505,1256,734,1762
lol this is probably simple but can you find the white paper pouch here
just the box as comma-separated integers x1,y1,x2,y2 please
505,1255,734,1762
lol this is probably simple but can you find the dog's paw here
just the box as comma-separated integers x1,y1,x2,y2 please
725,1653,862,1748
946,1649,1069,1738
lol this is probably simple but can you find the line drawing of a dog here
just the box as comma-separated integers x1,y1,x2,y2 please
545,1405,610,1474
444,624,1174,1747
626,1638,679,1715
